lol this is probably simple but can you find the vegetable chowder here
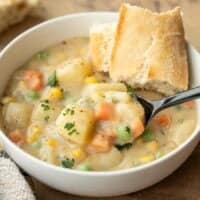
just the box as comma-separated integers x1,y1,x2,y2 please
0,37,197,171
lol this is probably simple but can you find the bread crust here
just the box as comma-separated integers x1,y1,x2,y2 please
110,4,188,95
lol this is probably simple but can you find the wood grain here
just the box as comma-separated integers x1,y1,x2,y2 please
0,1,200,199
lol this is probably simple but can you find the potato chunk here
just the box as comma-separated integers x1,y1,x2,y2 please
56,104,95,145
84,147,122,170
39,143,56,164
56,58,92,90
104,91,131,103
3,102,33,131
31,100,63,124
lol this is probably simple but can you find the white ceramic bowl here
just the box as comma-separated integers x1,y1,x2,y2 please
0,13,200,197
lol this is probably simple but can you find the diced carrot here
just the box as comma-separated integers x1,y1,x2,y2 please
8,129,25,145
89,133,113,153
95,102,114,121
24,70,44,91
182,101,195,109
131,118,145,138
154,113,171,127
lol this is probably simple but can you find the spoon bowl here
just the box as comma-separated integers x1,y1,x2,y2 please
135,86,200,125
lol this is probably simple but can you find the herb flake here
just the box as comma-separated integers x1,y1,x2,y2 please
48,71,58,87
41,103,50,111
63,108,75,116
40,99,50,111
64,122,75,130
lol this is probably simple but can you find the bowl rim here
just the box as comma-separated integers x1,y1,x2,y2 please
0,12,200,177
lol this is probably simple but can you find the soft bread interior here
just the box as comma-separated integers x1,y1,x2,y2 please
89,23,116,72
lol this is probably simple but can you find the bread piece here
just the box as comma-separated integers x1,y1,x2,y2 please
0,0,38,33
89,23,116,72
110,4,188,96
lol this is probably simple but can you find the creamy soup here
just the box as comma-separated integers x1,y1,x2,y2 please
0,37,197,171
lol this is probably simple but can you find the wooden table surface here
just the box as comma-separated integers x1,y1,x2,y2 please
1,1,200,199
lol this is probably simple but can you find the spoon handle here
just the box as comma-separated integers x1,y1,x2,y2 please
157,86,200,111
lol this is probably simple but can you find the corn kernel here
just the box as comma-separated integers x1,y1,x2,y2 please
146,140,159,152
49,87,63,100
31,126,42,134
85,76,98,84
71,148,87,161
139,154,155,164
27,132,40,144
46,138,57,148
27,125,42,144
1,97,16,104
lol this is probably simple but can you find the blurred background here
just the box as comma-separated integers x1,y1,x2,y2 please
0,0,200,199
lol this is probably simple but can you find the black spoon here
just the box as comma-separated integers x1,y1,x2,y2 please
134,86,200,125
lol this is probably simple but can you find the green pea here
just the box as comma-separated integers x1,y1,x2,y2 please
115,124,132,142
142,130,155,142
61,158,75,169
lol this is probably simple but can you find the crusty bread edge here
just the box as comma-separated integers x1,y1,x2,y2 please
111,4,188,96
110,3,127,71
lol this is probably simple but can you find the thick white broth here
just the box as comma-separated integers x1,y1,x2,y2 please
0,37,197,171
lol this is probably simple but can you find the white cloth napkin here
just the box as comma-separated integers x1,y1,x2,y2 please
0,154,36,200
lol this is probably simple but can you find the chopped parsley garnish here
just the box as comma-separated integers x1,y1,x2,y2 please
115,143,133,151
61,158,75,169
47,71,58,87
41,103,50,111
36,51,49,60
26,91,40,100
64,122,75,130
63,108,75,116
40,99,50,111
68,129,77,135
64,122,79,135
